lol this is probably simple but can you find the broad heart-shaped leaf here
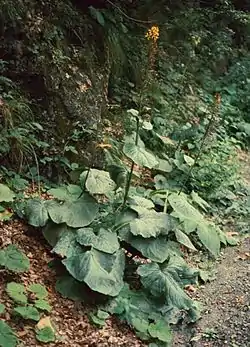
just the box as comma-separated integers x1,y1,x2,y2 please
77,228,119,254
6,282,27,304
0,320,18,347
119,228,181,263
47,193,98,228
14,306,40,321
196,224,220,257
52,228,83,258
137,257,197,310
25,199,49,227
129,209,175,238
63,249,125,296
175,229,197,251
168,193,204,233
0,184,15,202
148,320,172,343
48,184,82,201
128,195,155,209
123,142,158,169
0,245,29,272
81,169,116,195
168,193,220,256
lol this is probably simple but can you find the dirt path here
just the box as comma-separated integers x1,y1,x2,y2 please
174,237,250,347
174,150,250,347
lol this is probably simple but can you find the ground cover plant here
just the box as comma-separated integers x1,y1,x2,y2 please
0,0,250,346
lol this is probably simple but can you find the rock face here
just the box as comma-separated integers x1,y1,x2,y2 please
0,0,110,170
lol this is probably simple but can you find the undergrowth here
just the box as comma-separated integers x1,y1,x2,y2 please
0,1,250,346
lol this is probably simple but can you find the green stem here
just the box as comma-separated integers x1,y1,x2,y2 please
122,117,140,209
178,102,218,195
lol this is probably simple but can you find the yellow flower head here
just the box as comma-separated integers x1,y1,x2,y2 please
145,25,159,42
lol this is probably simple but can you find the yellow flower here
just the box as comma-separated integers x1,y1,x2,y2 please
145,25,159,42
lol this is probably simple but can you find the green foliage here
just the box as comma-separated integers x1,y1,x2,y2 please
0,184,15,202
168,193,221,256
0,304,5,314
6,281,52,316
89,310,110,327
2,1,249,345
25,199,49,227
13,306,40,321
34,300,52,313
35,326,56,343
137,257,197,310
63,249,125,297
27,284,48,300
0,320,18,347
6,283,27,304
55,276,87,301
81,169,116,195
0,246,30,273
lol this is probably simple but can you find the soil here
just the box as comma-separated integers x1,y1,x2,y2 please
173,236,250,347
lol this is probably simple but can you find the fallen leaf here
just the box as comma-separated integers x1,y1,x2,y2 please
96,143,112,149
184,285,197,293
36,316,55,332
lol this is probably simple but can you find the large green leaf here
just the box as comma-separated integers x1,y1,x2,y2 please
168,193,220,256
190,191,210,211
196,224,220,257
76,228,119,254
168,193,203,233
47,193,98,228
119,229,181,263
52,229,83,258
174,229,197,251
63,249,125,296
128,195,155,209
129,209,175,238
81,169,116,195
25,199,49,227
0,245,29,273
48,184,82,201
0,184,15,202
123,142,158,169
137,257,197,310
154,158,173,173
0,320,18,347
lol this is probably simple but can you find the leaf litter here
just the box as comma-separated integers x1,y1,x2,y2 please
0,220,145,347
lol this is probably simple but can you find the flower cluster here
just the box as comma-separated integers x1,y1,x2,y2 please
145,25,159,42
